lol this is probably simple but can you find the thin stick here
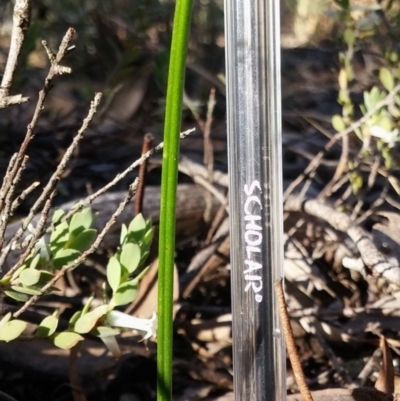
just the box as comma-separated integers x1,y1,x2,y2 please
0,92,101,272
135,133,153,216
275,278,314,401
49,128,195,227
0,28,75,213
7,185,58,279
0,0,31,108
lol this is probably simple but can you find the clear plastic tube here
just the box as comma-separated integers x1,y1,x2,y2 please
224,0,285,400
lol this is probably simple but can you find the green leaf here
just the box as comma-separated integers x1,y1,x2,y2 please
50,221,69,246
29,253,41,270
378,116,393,132
120,243,141,274
53,331,84,349
139,250,150,266
36,270,54,285
11,264,28,282
52,208,65,224
94,326,121,338
332,115,346,132
111,280,139,307
120,224,128,245
380,67,394,92
81,295,94,316
143,227,154,246
19,269,41,286
37,314,58,338
343,28,355,48
68,229,97,252
128,214,146,239
338,68,348,91
364,86,383,112
69,311,82,328
53,249,81,269
74,305,109,334
0,275,11,285
11,285,41,296
0,320,27,342
0,313,12,326
69,207,94,235
107,256,121,293
5,290,29,302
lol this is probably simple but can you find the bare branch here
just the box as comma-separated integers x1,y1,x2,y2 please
7,185,58,279
284,196,400,284
13,179,139,318
50,128,195,227
0,28,76,215
0,92,102,272
0,0,31,108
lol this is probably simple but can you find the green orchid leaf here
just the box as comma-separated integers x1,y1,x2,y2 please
52,331,84,349
74,305,109,334
111,280,139,307
107,256,121,293
0,320,27,342
53,249,81,269
120,243,141,274
37,314,58,338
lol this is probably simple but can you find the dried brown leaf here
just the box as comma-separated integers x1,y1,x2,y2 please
375,336,394,395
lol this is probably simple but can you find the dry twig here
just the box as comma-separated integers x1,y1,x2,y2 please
275,278,314,401
0,0,31,108
13,179,139,318
284,196,400,284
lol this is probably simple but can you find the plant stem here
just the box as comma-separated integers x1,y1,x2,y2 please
157,1,193,401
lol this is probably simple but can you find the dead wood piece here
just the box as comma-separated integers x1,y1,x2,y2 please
284,196,400,284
